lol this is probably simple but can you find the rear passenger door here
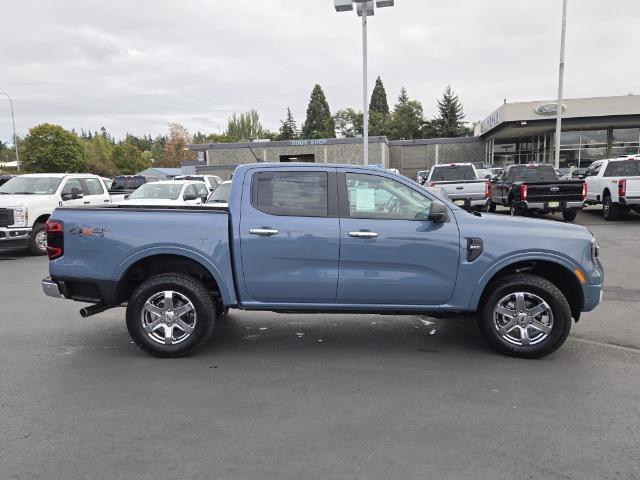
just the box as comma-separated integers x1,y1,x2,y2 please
81,178,110,205
239,168,340,304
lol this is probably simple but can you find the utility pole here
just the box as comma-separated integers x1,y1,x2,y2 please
361,5,369,165
0,93,20,172
554,0,568,169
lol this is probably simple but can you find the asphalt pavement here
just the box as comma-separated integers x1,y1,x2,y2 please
1,206,639,480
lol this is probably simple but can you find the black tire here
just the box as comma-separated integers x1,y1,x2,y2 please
603,194,620,221
509,202,522,217
486,201,497,213
27,223,48,256
126,273,216,358
477,273,572,359
562,209,578,222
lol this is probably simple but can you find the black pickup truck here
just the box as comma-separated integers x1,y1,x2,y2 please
487,164,586,222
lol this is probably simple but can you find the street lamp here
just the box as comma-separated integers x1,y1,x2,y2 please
334,0,395,166
0,93,20,172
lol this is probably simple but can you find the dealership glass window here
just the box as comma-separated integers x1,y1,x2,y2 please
558,130,607,171
611,128,640,157
253,171,328,217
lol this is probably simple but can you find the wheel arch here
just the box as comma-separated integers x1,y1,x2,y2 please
32,213,50,226
115,249,234,307
473,256,584,321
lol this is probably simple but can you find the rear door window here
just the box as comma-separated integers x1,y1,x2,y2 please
82,178,105,195
252,171,328,217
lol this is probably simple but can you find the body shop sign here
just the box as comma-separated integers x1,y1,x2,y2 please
535,103,567,116
290,139,327,146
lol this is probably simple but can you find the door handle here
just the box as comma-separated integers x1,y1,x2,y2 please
349,231,378,239
84,201,90,205
249,228,279,236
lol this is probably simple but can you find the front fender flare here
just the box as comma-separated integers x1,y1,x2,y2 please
468,251,583,311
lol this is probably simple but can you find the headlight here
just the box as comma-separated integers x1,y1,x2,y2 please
12,206,28,227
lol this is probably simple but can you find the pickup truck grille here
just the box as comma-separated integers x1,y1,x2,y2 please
0,209,14,227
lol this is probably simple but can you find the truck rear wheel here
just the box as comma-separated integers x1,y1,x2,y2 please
486,201,496,213
477,273,572,359
562,210,578,222
603,194,620,221
126,273,216,357
509,202,522,216
27,223,48,256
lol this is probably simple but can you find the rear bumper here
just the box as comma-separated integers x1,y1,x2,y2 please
42,277,64,298
522,201,583,211
450,197,489,209
620,196,640,206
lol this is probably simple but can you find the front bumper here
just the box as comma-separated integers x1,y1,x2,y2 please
0,227,32,244
42,277,64,299
583,283,603,312
522,201,583,211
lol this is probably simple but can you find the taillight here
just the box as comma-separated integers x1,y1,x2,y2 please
45,220,64,260
485,181,491,198
618,179,627,197
582,182,587,201
519,184,528,202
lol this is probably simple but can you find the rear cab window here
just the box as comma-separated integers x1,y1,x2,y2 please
604,160,640,177
252,171,328,217
508,165,558,182
430,165,476,181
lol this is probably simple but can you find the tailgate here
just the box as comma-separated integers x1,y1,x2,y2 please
434,180,487,200
625,178,640,198
525,181,583,203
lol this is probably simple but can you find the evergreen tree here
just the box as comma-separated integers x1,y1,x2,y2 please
434,85,469,137
301,84,335,139
226,110,264,141
388,88,424,140
369,76,390,116
278,107,299,140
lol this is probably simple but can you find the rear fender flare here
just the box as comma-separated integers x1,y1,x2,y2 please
115,246,234,306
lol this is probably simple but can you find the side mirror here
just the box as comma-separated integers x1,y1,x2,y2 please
200,194,208,203
183,193,197,201
124,194,130,200
71,187,83,200
428,201,449,223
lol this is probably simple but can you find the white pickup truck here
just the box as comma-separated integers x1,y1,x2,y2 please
424,163,490,210
0,173,112,254
583,156,640,220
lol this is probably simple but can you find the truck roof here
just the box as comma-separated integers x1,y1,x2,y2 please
18,173,102,178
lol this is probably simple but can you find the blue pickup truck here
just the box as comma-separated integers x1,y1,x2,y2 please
42,163,603,358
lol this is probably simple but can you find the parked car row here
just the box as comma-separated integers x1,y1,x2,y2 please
414,156,640,222
0,172,231,255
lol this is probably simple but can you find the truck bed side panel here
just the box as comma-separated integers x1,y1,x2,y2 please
49,207,237,306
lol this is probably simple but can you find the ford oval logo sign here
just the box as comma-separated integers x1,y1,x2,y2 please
550,187,560,192
535,103,567,116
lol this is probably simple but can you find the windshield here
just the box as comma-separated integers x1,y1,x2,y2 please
129,183,183,200
509,165,558,182
0,176,62,195
207,182,231,203
430,165,476,181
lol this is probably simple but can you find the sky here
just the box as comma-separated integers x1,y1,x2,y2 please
1,0,640,142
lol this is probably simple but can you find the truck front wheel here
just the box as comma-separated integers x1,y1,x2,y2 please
477,273,572,358
27,223,48,256
126,273,216,357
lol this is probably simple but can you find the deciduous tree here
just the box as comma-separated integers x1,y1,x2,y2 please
334,108,363,138
112,143,151,175
23,124,87,173
156,123,196,167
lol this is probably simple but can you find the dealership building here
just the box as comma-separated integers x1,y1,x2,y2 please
186,94,640,178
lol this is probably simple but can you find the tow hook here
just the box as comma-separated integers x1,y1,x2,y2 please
80,303,111,318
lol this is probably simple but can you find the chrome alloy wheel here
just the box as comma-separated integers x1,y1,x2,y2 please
141,291,197,345
493,292,553,346
36,230,47,251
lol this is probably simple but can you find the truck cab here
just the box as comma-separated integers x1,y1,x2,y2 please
583,156,640,220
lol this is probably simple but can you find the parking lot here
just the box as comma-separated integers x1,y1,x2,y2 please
1,206,639,480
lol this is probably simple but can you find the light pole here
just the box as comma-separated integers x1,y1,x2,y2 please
553,0,568,169
334,0,395,166
0,93,20,172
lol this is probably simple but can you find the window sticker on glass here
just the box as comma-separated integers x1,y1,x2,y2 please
355,188,376,212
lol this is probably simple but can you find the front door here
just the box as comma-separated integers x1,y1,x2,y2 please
337,171,460,306
239,169,340,303
59,178,88,207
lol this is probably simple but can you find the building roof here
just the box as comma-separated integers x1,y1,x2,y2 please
137,167,183,177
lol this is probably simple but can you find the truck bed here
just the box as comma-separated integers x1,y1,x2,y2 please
48,205,235,305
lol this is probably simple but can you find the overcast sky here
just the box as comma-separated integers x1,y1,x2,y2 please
1,0,640,142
